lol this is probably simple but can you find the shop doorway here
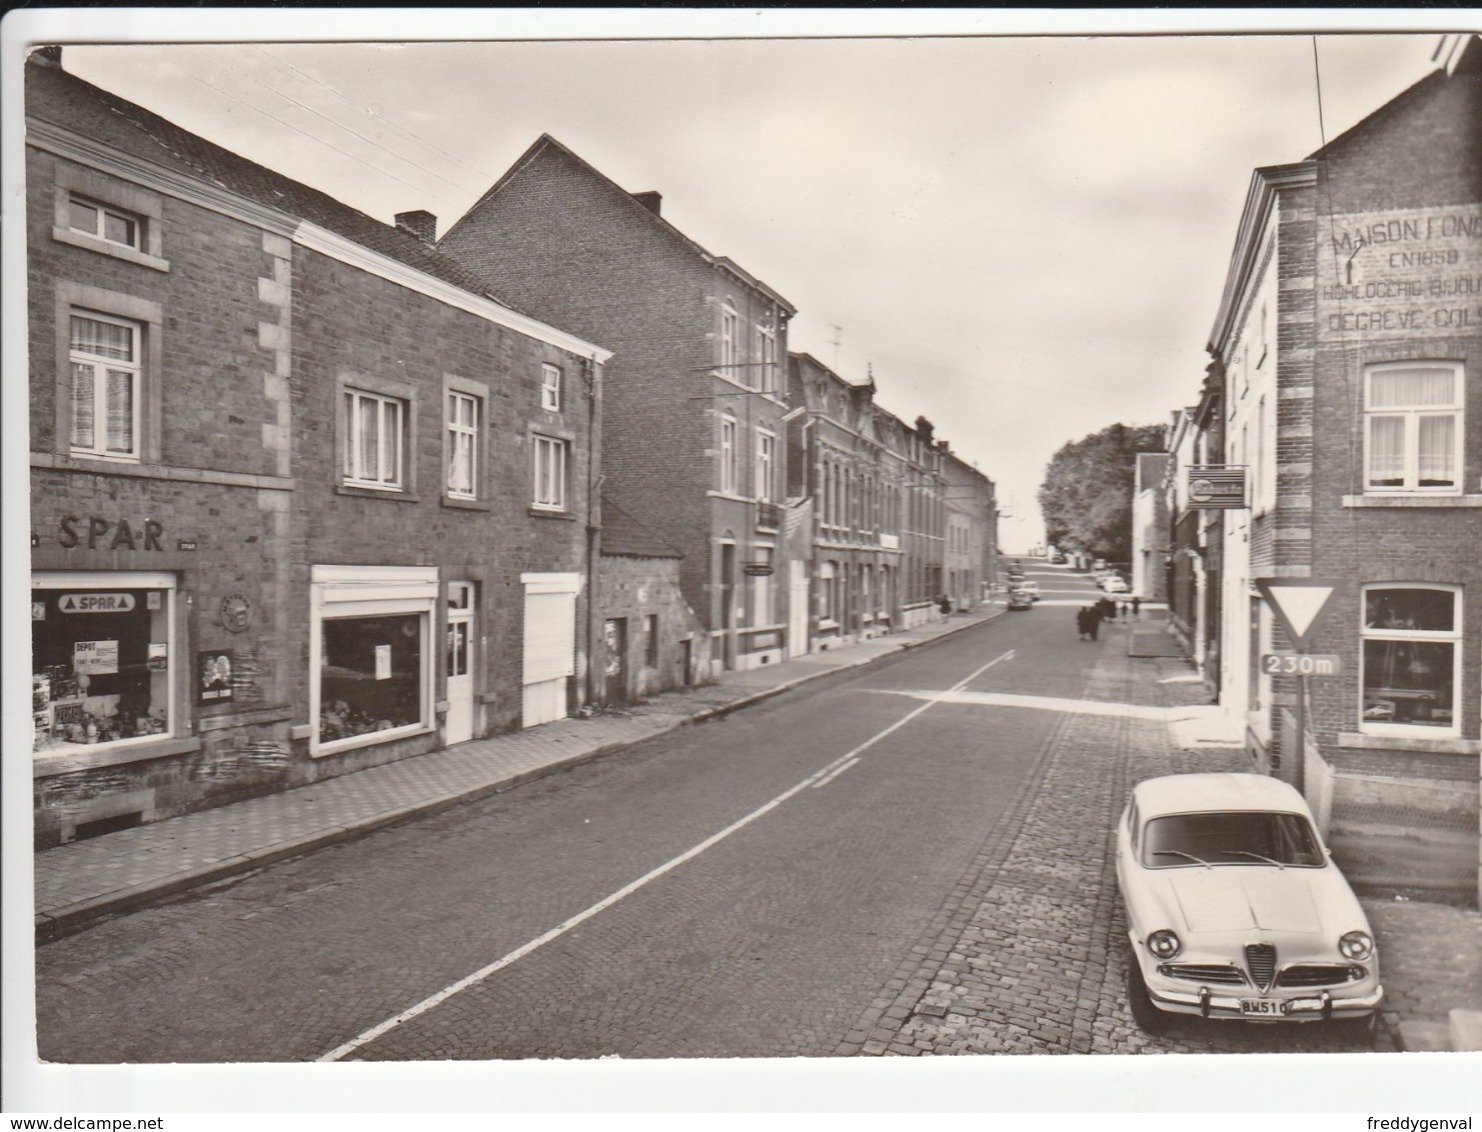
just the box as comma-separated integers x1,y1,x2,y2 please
445,581,475,745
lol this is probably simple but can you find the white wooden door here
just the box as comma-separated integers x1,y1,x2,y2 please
445,581,474,744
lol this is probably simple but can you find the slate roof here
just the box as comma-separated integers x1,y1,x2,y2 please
25,53,518,309
599,496,683,560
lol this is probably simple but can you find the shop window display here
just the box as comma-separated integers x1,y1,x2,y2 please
318,613,426,744
32,584,171,751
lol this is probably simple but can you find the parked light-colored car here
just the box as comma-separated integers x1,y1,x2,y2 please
1103,577,1129,594
1116,773,1382,1034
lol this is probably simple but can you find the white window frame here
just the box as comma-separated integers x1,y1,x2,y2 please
309,565,437,756
446,390,479,500
532,434,568,510
720,303,739,373
1359,584,1462,740
343,388,408,490
720,416,739,495
68,194,142,251
756,429,775,503
31,570,179,759
757,325,777,393
69,310,142,462
541,363,562,412
1363,362,1464,494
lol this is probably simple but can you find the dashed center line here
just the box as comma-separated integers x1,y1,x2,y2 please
317,646,1016,1062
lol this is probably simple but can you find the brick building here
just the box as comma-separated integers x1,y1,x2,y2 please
784,353,995,649
438,137,796,674
1206,37,1482,902
26,53,609,846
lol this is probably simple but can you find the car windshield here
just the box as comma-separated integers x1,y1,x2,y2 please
1141,810,1324,868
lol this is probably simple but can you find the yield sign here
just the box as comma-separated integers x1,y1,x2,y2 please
1255,578,1340,651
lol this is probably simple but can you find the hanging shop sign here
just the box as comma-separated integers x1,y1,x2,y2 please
1187,466,1247,509
221,593,253,633
743,563,775,577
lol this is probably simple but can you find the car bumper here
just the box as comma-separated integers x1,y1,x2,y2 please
1145,980,1384,1021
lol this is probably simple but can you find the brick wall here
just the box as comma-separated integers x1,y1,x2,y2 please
596,554,713,699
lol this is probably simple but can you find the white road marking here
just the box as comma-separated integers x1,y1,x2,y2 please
811,756,860,787
869,688,1188,721
317,647,1017,1061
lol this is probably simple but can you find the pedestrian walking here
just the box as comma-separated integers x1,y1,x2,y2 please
1087,606,1100,641
1132,595,1141,618
1075,607,1090,640
1097,595,1115,624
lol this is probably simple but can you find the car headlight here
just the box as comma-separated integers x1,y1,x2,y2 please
1147,930,1181,959
1339,930,1374,960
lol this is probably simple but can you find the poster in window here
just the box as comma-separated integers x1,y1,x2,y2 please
375,644,392,681
198,648,234,704
73,639,119,675
147,642,168,671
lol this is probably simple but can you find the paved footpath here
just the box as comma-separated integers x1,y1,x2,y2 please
836,618,1481,1055
34,606,1000,941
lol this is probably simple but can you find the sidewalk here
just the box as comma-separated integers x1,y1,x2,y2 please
35,604,1002,942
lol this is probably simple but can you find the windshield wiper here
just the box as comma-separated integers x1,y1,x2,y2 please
1152,850,1210,867
1226,850,1285,869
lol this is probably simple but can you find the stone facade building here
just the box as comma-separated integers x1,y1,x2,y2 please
26,53,609,846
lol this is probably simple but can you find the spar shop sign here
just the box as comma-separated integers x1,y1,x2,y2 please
53,514,165,551
58,592,136,614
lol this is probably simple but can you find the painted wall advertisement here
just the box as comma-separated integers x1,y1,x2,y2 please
1323,206,1482,336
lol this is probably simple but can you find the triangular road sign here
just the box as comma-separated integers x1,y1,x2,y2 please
1255,578,1340,650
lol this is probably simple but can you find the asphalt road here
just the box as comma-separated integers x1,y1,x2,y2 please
33,565,1372,1061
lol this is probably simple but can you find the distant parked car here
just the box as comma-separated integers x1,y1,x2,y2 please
1016,580,1040,601
1007,590,1033,611
1115,773,1382,1036
1103,577,1129,594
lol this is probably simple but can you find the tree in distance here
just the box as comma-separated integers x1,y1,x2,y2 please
1038,422,1165,562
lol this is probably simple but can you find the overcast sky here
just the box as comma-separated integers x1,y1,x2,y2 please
50,21,1448,551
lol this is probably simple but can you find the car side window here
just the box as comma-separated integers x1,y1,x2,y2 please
1127,800,1140,854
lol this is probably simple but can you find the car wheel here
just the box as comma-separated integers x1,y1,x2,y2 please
1126,953,1172,1036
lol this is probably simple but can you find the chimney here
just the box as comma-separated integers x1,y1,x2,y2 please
631,191,662,216
915,416,935,443
395,210,437,244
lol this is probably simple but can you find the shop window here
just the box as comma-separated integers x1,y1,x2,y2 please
541,363,562,412
31,573,175,754
531,434,568,510
311,566,436,755
1364,363,1462,492
1360,586,1460,735
70,311,140,461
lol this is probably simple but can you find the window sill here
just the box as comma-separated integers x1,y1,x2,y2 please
312,724,434,759
52,226,170,272
442,496,493,512
1337,731,1478,755
528,506,577,520
336,483,420,503
33,736,202,778
1341,494,1481,508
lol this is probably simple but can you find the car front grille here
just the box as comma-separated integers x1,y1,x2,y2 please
1276,964,1367,988
1158,963,1247,986
1245,943,1277,991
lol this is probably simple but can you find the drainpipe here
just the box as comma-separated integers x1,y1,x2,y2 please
584,355,603,711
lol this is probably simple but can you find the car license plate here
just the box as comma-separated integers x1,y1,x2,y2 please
1240,999,1288,1017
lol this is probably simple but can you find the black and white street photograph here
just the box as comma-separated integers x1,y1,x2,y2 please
4,7,1481,1118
